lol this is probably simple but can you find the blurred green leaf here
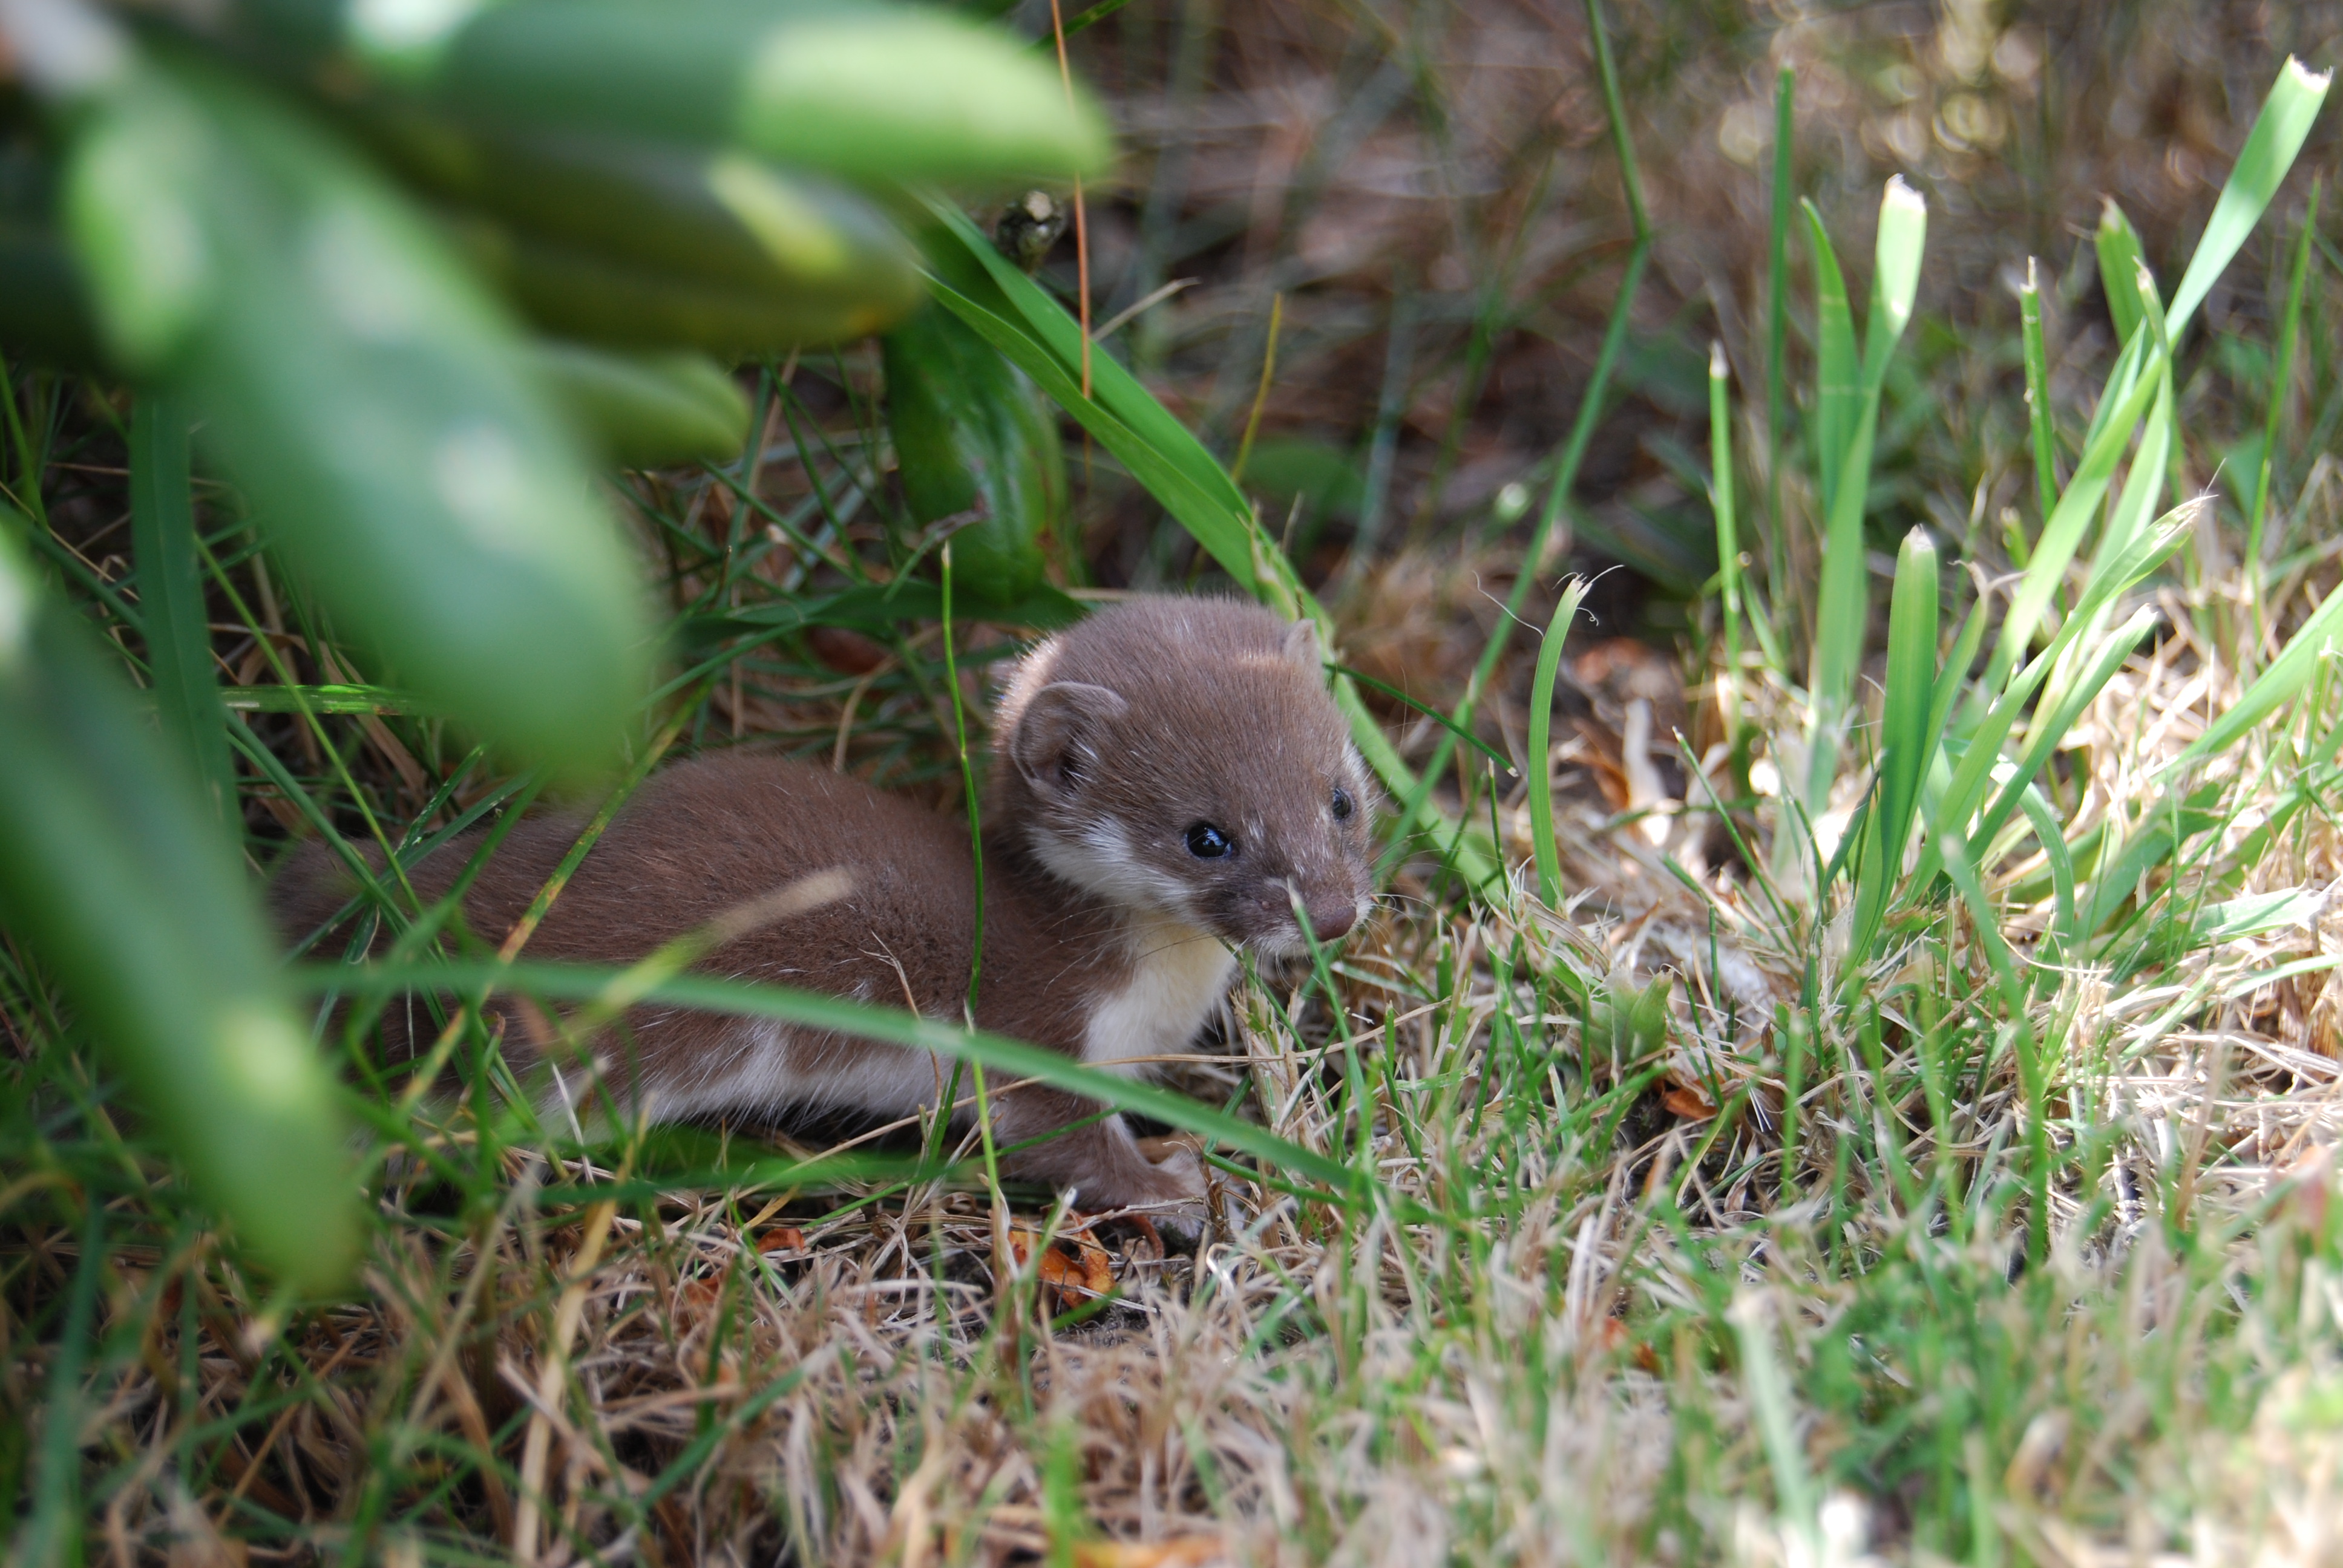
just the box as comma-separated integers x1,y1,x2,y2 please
0,139,103,369
128,391,235,822
248,0,1113,186
0,525,358,1293
369,119,923,350
457,216,915,354
527,342,750,469
62,50,650,774
883,302,1064,603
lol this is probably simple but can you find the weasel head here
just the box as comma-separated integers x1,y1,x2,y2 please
991,596,1375,959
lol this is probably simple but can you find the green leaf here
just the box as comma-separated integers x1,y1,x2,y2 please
1971,604,2159,854
2017,258,2057,528
0,527,358,1293
883,302,1064,603
917,202,1260,589
1801,198,1856,520
1982,338,2168,694
64,50,651,775
1527,577,1595,907
2095,200,2148,347
325,958,1371,1199
276,0,1115,185
2166,58,2333,338
128,391,235,823
2178,573,2343,766
1928,501,2195,864
526,342,750,469
1846,527,1938,964
365,120,924,351
1861,177,1926,385
1806,181,1925,810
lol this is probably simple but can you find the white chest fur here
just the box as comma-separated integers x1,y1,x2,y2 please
1083,912,1236,1078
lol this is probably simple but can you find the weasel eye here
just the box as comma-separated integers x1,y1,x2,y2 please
1331,787,1355,822
1185,823,1234,858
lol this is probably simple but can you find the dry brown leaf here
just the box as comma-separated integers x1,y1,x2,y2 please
1660,1083,1716,1120
1072,1535,1230,1568
1003,1225,1116,1314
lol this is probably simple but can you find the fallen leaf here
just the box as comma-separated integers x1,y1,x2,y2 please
1660,1083,1716,1120
756,1226,808,1255
1003,1225,1116,1314
1072,1535,1228,1567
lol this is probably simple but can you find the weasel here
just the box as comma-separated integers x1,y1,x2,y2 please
271,595,1376,1215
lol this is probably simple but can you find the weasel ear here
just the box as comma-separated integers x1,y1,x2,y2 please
1283,618,1323,676
1011,682,1129,794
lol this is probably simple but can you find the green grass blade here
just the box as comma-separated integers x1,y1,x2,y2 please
2249,174,2321,589
1926,593,1988,749
2165,58,2333,338
1982,342,2167,693
1874,532,1930,862
128,391,234,825
1808,181,1925,809
1923,501,2195,872
1801,198,1856,520
2019,258,2058,528
2177,563,2343,768
2096,200,2148,347
1973,605,2159,852
1847,528,1938,964
917,204,1260,590
1708,342,1744,681
2016,783,2080,947
1529,577,1594,907
328,959,1371,1198
1861,178,1926,387
1763,65,1795,578
1727,1293,1820,1540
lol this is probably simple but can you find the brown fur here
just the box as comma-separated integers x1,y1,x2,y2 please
271,595,1375,1213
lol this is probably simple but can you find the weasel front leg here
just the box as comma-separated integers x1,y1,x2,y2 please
983,1084,1208,1236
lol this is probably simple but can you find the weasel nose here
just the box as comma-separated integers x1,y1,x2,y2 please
1305,897,1357,944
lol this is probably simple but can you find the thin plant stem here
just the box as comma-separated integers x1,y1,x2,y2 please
942,541,987,1021
1231,292,1284,485
1049,0,1093,399
1708,341,1743,756
2019,258,2059,530
1764,64,1794,618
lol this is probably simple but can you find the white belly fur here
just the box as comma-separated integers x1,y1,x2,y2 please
1084,913,1236,1077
